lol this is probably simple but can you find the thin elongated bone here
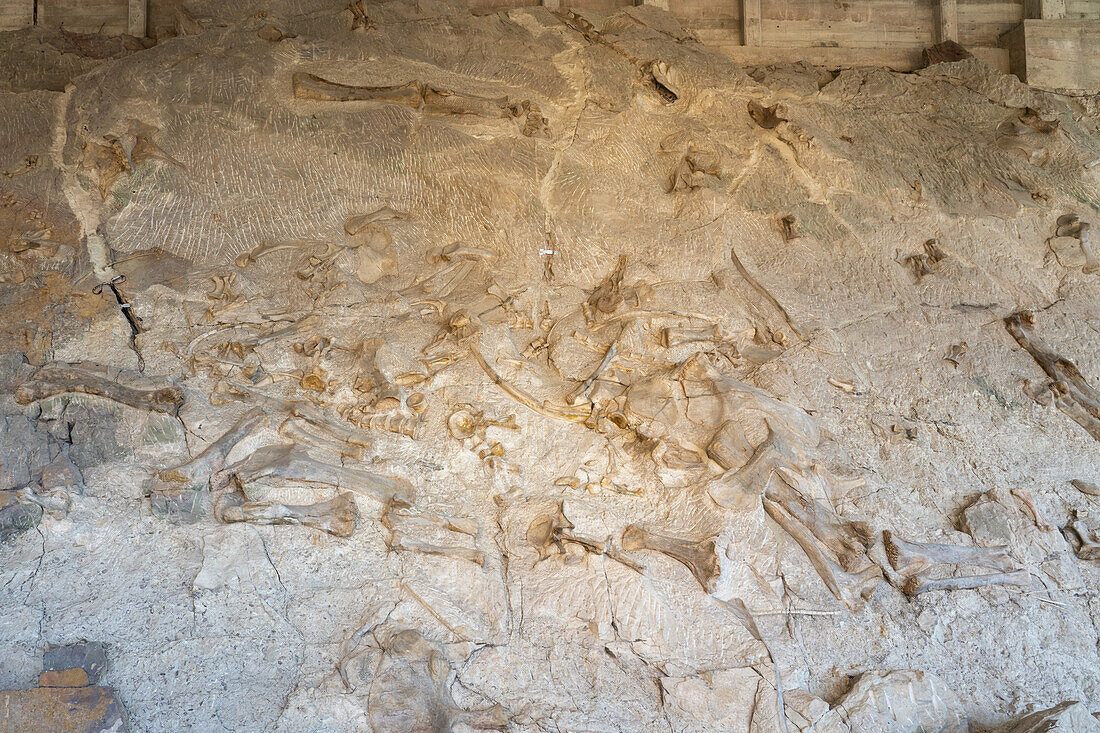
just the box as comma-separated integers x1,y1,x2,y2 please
763,499,881,609
729,246,804,340
156,408,267,488
234,239,323,268
1010,488,1054,531
569,344,617,405
621,525,719,592
1077,223,1099,274
1070,479,1100,497
469,345,590,423
1004,311,1100,441
344,207,407,235
221,492,359,537
659,325,720,348
278,418,363,460
421,87,509,117
767,467,874,572
292,72,423,105
15,363,184,415
388,530,485,566
902,570,1031,596
382,502,478,536
882,531,1015,575
713,597,790,733
223,444,414,506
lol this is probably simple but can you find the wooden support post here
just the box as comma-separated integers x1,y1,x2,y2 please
128,0,147,37
936,0,957,43
741,0,761,46
1025,0,1066,18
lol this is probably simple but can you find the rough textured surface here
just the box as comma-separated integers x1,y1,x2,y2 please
0,1,1099,731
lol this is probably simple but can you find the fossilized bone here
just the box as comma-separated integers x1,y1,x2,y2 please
349,412,421,439
882,531,1016,575
587,255,628,316
15,363,184,415
526,503,642,571
345,207,407,235
1004,310,1100,441
2,154,38,178
81,137,131,199
156,408,267,490
234,239,325,268
763,499,881,609
278,418,363,460
1062,520,1100,560
388,529,485,566
469,345,590,423
660,325,720,348
221,492,359,537
568,344,617,405
901,570,1030,596
382,502,478,537
780,214,801,242
292,72,423,106
621,524,719,592
1054,215,1098,274
944,342,968,367
902,239,947,282
1010,488,1054,531
220,444,414,506
425,242,496,264
421,87,510,117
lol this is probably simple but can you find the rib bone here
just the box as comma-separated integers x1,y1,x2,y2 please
292,72,422,106
388,530,485,566
16,363,184,415
901,570,1031,596
222,444,414,506
1010,488,1054,531
221,492,359,537
621,524,719,592
882,530,1016,575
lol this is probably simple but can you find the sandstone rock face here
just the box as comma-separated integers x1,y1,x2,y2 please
0,1,1099,731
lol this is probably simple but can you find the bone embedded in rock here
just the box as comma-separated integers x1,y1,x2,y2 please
221,492,360,537
1009,488,1054,532
901,569,1031,596
15,362,185,415
387,529,485,566
882,530,1017,575
1062,520,1100,561
157,407,268,488
621,524,720,593
291,72,423,106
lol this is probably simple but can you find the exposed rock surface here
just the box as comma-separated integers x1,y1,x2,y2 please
1,1,1099,730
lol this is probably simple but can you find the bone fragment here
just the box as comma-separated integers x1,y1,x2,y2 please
354,412,421,439
763,499,881,609
1010,488,1054,531
222,444,414,506
621,524,719,592
882,530,1016,575
221,492,359,537
1070,479,1100,497
901,569,1031,596
469,345,590,423
659,325,719,348
1062,521,1100,560
388,530,485,566
278,418,363,460
157,408,268,488
382,503,478,537
568,344,617,405
1004,311,1100,441
15,363,184,415
292,72,422,106
344,207,407,235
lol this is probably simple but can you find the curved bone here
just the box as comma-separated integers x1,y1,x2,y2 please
621,524,719,592
1062,521,1100,560
882,531,1015,575
15,363,184,415
1010,488,1054,532
221,492,359,537
763,499,881,609
901,570,1031,596
223,444,414,506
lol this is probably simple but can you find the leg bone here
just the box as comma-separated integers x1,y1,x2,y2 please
882,531,1015,575
902,570,1031,596
621,524,719,592
221,492,359,537
388,530,485,566
16,362,184,415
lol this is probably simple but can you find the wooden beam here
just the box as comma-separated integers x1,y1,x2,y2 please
741,0,761,46
127,0,146,37
1024,0,1066,19
937,0,957,43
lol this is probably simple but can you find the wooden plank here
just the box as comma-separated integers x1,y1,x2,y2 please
742,0,762,45
1025,0,1067,17
128,0,146,36
704,40,926,69
760,18,933,47
1064,0,1100,16
1015,18,1100,90
0,0,34,29
938,0,958,40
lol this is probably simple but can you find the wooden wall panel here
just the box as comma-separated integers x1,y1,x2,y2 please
0,0,33,30
1064,0,1100,16
759,0,937,47
958,0,1024,45
40,0,127,34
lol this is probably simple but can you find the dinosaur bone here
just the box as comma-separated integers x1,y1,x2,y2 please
882,531,1016,575
1010,488,1054,531
1004,310,1100,441
621,524,719,592
901,570,1031,596
277,418,363,460
220,444,414,506
292,72,423,106
1062,520,1100,561
659,325,719,348
221,492,359,537
526,503,642,571
156,408,267,489
382,503,478,537
15,362,184,415
387,530,485,566
763,499,881,609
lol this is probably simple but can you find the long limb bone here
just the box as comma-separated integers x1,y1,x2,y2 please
387,530,485,566
621,524,720,592
221,492,359,537
763,499,881,609
157,408,267,488
222,444,414,506
882,530,1016,575
902,570,1030,596
292,72,423,106
16,363,184,415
